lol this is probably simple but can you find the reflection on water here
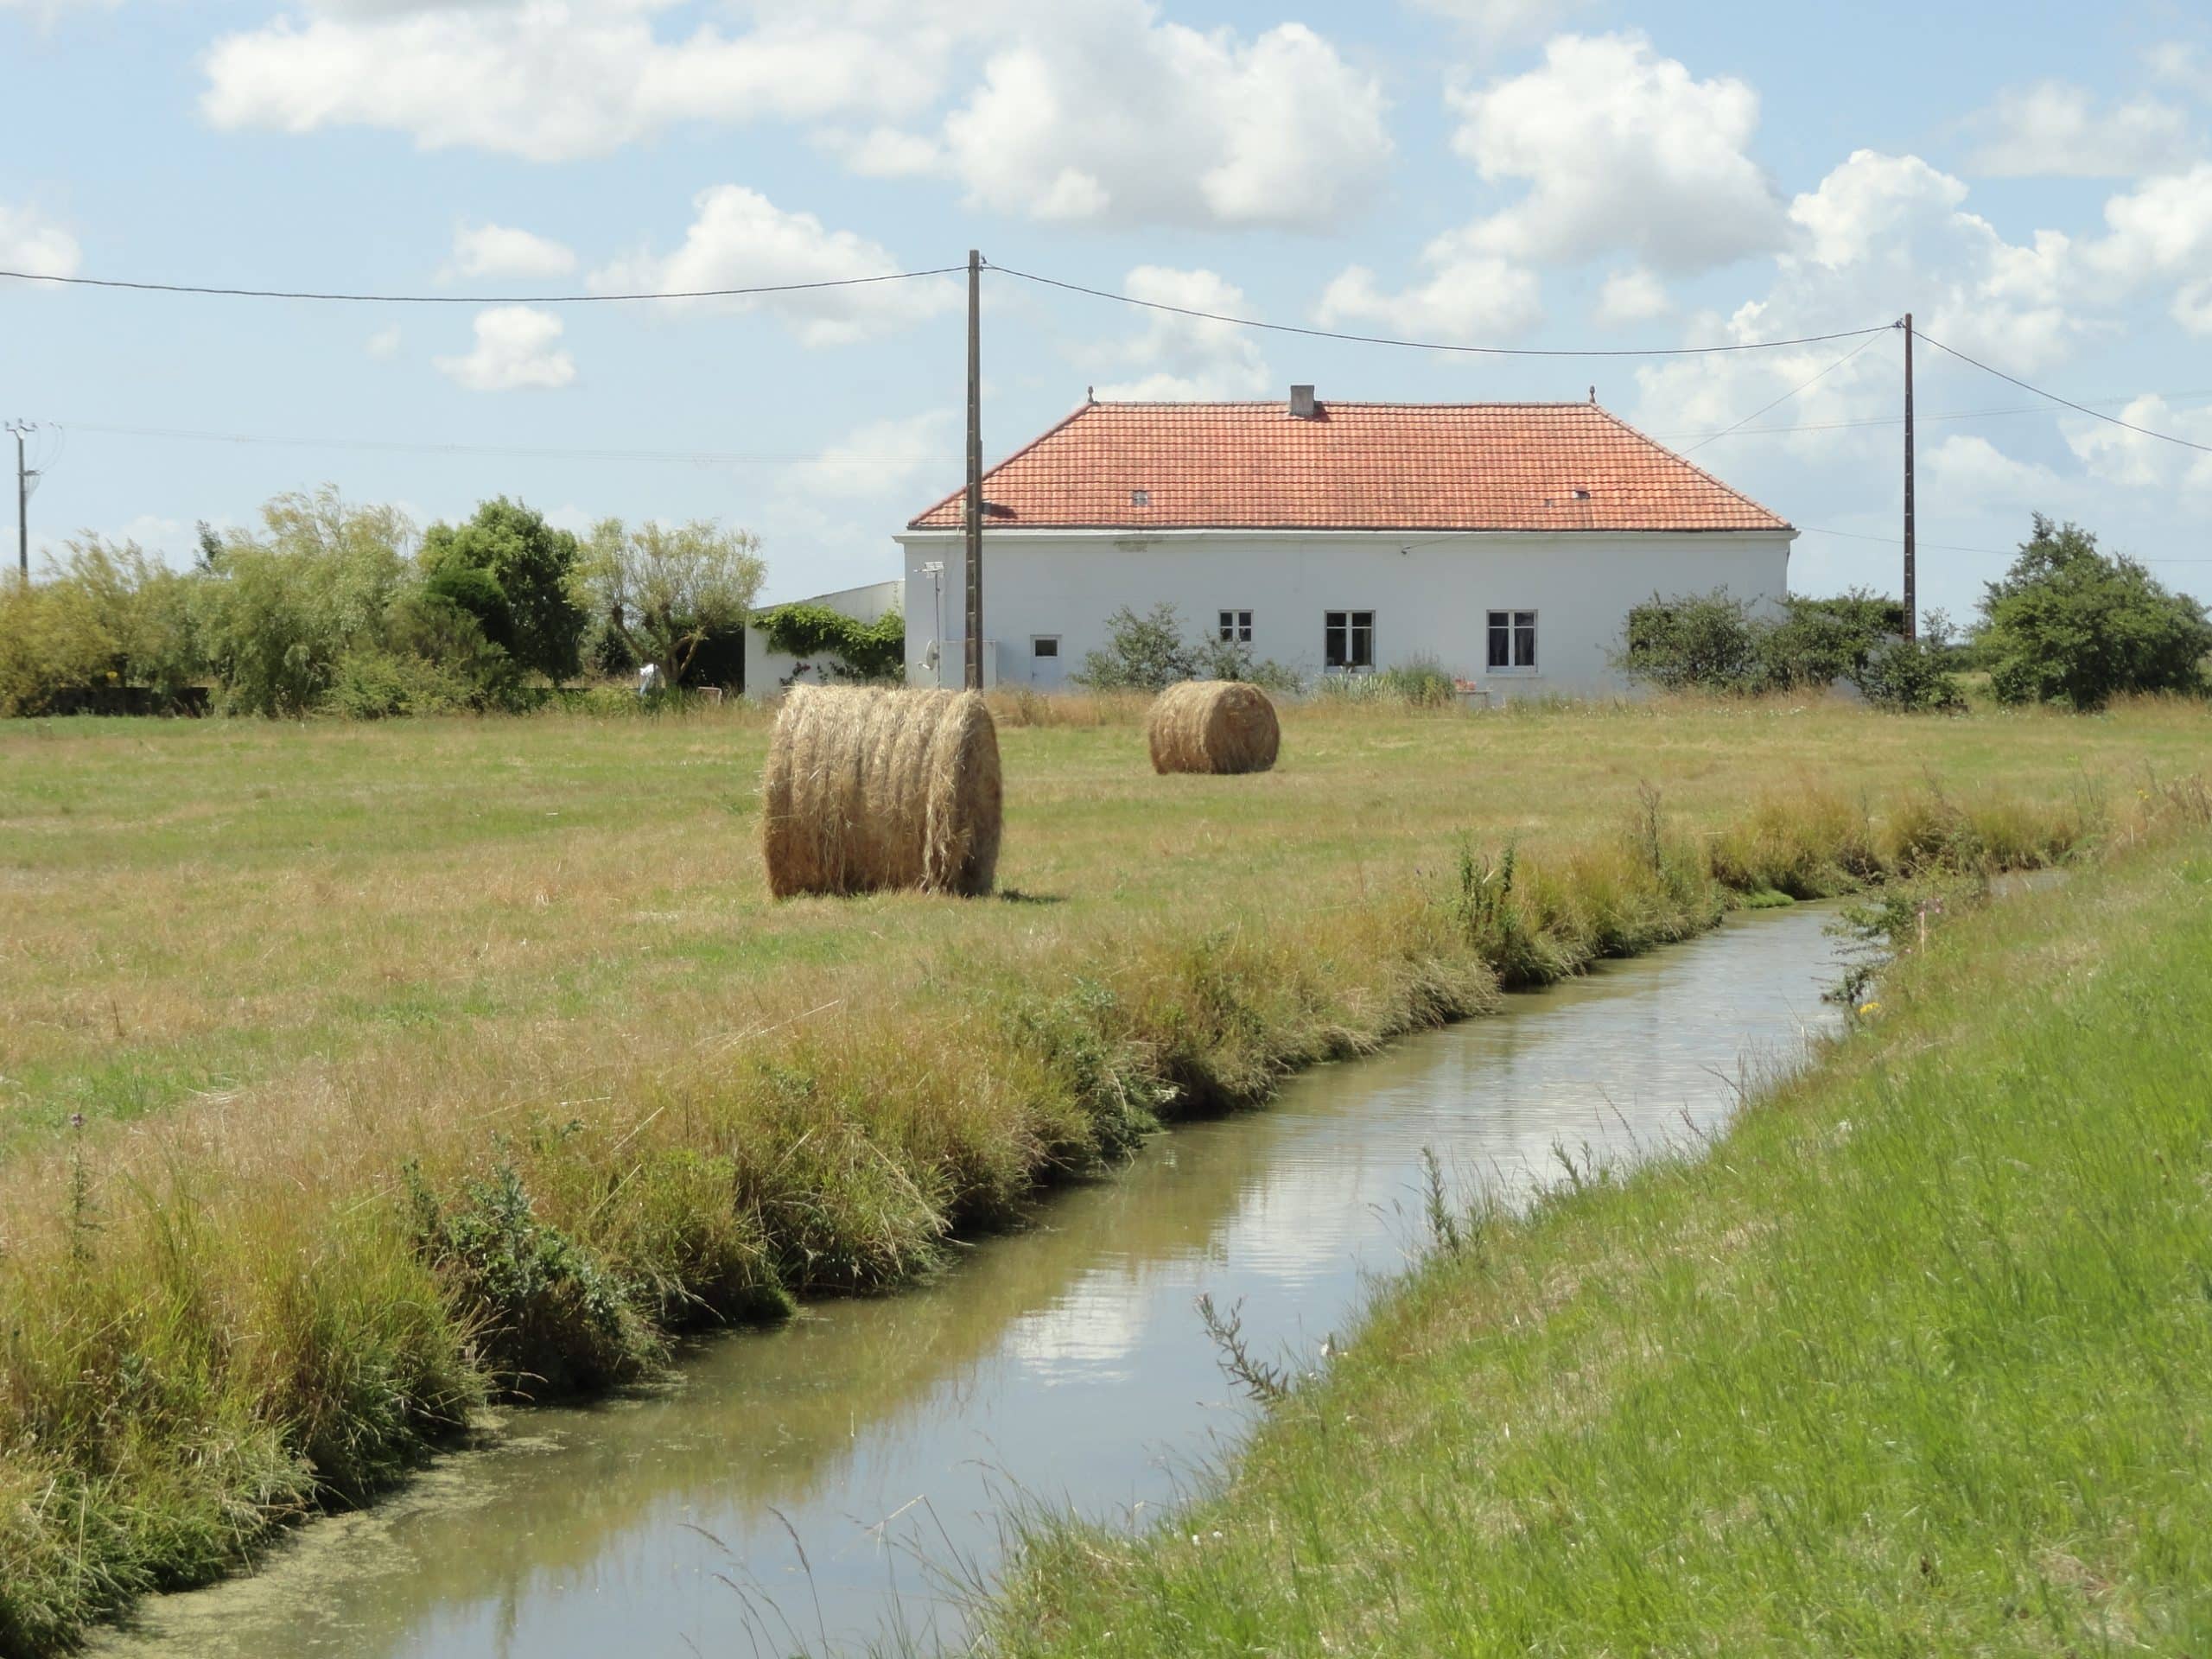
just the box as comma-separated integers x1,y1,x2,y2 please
95,906,1845,1657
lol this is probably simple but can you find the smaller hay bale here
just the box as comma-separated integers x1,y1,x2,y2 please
760,685,1002,898
1147,680,1281,775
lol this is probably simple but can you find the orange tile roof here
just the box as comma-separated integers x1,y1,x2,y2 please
907,399,1791,534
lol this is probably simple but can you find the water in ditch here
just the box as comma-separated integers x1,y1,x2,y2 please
93,903,1847,1657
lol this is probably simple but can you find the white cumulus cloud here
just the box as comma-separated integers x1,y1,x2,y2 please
1316,231,1541,344
2080,163,2212,334
589,184,957,346
1630,149,2083,505
200,1,947,162
1446,32,1786,272
448,221,577,281
2063,394,2212,494
0,201,82,280
200,0,1386,229
1596,267,1669,326
1926,434,2065,510
1965,81,2194,178
2147,41,2212,102
434,305,575,391
780,410,957,502
1090,267,1272,400
830,3,1390,229
1405,0,1591,42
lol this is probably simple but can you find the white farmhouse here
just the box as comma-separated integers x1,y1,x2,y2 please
896,388,1795,697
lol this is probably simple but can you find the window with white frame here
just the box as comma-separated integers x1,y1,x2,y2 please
1325,610,1375,670
1032,635,1060,658
1487,609,1537,671
1218,608,1253,644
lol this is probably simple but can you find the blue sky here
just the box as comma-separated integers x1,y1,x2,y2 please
3,0,2209,614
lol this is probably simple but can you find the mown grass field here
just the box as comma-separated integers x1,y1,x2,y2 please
989,817,2212,1657
5,695,2200,1157
0,693,2204,1650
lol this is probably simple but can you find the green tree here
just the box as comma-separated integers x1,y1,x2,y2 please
194,486,412,715
578,518,765,686
418,498,588,683
1980,515,2212,709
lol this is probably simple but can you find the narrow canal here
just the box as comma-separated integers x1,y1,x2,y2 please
95,903,1847,1657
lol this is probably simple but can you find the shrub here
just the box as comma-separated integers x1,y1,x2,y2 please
1376,654,1456,707
0,574,111,715
1076,604,1298,693
1852,612,1965,712
1619,588,1910,696
321,648,489,719
404,1160,658,1395
1614,589,1767,692
1765,589,1903,688
1979,514,2212,709
1075,603,1198,690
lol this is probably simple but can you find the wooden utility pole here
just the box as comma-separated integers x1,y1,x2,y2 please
1902,313,1916,643
963,249,984,690
6,421,31,581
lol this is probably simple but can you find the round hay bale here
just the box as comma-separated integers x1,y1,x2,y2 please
761,685,1002,899
1146,680,1281,775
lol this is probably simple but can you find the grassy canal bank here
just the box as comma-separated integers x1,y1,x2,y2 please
0,696,2202,1650
988,813,2212,1656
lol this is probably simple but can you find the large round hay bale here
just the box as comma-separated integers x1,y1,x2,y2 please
760,686,1002,898
1146,680,1281,775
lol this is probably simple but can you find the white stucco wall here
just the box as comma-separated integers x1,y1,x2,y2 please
744,578,905,697
893,531,1794,697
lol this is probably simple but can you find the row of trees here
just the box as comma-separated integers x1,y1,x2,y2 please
1619,517,2212,711
0,488,768,717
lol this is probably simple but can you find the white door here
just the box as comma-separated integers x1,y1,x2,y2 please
1029,635,1065,689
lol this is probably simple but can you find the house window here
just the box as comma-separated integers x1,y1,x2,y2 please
1325,610,1375,670
1032,636,1060,658
1218,609,1253,644
1487,610,1537,671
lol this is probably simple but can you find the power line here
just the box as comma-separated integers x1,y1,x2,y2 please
50,421,830,464
1915,331,2212,456
0,265,966,304
1655,389,2212,442
990,263,1896,359
1801,524,2212,566
1681,333,1886,454
1802,524,2012,557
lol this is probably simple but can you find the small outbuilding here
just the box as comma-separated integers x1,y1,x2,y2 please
742,578,905,695
895,389,1796,698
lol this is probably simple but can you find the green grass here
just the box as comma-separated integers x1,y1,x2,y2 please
987,817,2212,1656
0,696,2201,1653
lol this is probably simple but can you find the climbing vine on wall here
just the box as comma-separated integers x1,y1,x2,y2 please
755,603,906,681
